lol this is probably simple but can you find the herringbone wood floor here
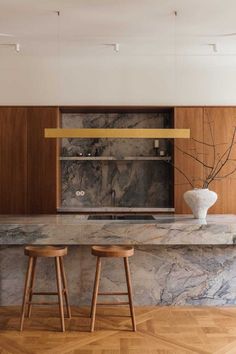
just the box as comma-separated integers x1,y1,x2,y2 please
1,306,236,353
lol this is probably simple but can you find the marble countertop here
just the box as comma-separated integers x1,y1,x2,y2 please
0,214,236,245
1,214,236,225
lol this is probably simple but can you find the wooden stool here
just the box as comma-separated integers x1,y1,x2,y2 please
20,246,71,332
90,245,136,332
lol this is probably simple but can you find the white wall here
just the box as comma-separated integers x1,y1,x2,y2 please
1,52,236,105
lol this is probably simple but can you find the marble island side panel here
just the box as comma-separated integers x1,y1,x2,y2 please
1,245,236,307
1,215,236,306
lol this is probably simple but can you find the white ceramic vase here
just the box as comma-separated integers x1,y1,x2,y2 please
183,188,218,219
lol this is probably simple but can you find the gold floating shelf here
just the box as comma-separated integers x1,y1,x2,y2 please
45,128,190,139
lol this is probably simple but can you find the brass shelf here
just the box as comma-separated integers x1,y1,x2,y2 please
46,128,190,139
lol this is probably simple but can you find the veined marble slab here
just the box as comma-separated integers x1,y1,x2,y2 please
1,214,236,306
1,245,236,306
0,214,236,245
60,112,173,209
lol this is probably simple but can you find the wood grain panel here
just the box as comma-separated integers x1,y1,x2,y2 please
203,107,236,214
0,107,27,213
174,107,204,213
27,107,59,213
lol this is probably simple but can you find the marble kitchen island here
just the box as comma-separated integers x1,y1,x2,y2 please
1,214,236,307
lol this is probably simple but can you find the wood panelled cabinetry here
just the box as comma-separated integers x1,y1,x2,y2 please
203,107,236,214
1,105,236,214
27,107,59,213
174,107,236,214
174,107,204,213
0,107,58,214
0,107,28,213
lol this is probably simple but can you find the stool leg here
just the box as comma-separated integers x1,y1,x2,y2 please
124,257,136,332
20,256,34,331
90,257,102,332
59,257,71,319
27,257,37,318
90,256,100,318
55,257,65,332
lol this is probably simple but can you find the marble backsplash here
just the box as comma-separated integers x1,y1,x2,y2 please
60,112,173,209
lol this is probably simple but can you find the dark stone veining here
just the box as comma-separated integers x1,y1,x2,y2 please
1,245,236,306
60,112,173,209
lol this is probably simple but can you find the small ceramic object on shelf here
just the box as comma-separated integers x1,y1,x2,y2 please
159,150,165,157
154,139,159,156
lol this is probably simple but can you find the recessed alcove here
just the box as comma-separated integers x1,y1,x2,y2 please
58,108,174,212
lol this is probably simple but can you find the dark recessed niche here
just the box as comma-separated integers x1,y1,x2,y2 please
59,108,174,211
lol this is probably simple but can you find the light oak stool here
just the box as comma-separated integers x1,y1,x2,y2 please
90,245,136,332
20,246,71,332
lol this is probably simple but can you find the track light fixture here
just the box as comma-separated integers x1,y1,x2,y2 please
104,43,120,52
0,42,20,53
208,43,218,53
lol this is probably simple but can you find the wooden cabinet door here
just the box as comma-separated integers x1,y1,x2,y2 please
174,107,204,213
27,107,59,214
0,107,28,213
203,107,236,214
175,106,236,214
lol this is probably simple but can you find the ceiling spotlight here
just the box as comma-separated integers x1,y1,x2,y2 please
103,43,120,52
15,43,20,52
114,43,120,52
0,43,20,53
208,43,218,53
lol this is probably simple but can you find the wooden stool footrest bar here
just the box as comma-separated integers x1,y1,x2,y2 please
27,302,59,306
98,292,128,296
32,291,66,296
97,302,130,306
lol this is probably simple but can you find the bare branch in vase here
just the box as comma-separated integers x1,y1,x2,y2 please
170,119,236,189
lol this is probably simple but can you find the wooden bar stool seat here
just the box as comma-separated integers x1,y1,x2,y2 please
90,245,136,332
24,246,68,258
91,245,134,258
20,246,71,332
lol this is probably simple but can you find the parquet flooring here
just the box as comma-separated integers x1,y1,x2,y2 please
1,306,236,353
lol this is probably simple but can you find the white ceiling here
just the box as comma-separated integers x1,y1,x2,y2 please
1,0,236,56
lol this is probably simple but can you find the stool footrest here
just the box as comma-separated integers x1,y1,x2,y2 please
97,302,130,306
32,291,66,296
27,302,59,305
98,292,128,296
